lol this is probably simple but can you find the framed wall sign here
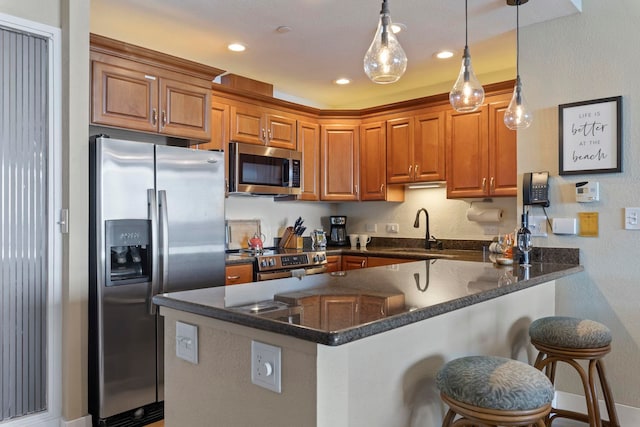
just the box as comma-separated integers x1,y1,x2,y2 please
558,96,622,175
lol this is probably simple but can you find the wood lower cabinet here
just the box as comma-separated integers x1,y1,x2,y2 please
342,255,367,270
320,123,359,201
225,263,253,286
90,34,219,141
324,255,342,273
446,94,516,198
366,257,413,268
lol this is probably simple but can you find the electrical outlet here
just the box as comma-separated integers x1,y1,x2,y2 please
386,223,399,233
365,223,377,233
529,215,548,237
483,225,499,235
176,321,198,364
251,340,281,393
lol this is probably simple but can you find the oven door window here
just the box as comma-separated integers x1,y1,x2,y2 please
239,153,284,187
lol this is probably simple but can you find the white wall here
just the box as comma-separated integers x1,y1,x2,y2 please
520,0,640,407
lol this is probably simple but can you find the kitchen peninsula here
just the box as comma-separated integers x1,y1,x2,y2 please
153,257,582,427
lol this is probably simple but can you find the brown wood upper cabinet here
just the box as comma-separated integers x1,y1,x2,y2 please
298,119,321,201
320,123,360,201
386,110,446,184
195,97,229,151
360,121,405,201
90,34,220,141
229,101,297,149
445,94,516,198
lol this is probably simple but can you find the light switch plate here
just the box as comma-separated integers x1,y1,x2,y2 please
365,223,377,233
176,321,198,364
624,207,640,230
386,223,399,233
529,215,548,237
251,340,281,393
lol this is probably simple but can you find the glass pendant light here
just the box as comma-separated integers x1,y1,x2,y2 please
504,0,533,130
450,0,485,112
364,0,407,84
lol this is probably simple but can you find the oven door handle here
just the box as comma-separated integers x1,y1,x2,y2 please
302,266,327,275
256,265,328,281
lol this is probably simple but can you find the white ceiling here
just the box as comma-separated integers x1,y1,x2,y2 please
90,0,581,109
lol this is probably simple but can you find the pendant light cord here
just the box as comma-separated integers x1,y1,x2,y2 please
516,0,520,77
465,0,469,48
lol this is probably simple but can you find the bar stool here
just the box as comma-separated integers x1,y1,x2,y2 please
436,355,554,426
529,316,620,427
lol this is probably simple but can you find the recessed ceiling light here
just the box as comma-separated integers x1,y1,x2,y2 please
335,78,351,85
227,43,246,52
391,23,407,34
435,50,455,59
276,26,292,34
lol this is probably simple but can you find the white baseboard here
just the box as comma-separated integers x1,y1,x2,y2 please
60,415,92,427
555,391,640,425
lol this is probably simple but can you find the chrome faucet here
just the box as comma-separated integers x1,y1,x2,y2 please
414,208,432,249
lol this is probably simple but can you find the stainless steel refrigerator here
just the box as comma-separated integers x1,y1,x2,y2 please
89,135,225,426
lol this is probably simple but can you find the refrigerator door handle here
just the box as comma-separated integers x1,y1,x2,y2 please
148,189,160,315
158,190,170,295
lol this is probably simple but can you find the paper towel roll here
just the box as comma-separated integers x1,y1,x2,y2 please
466,207,503,223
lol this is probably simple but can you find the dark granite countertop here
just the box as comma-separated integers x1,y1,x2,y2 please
155,257,583,346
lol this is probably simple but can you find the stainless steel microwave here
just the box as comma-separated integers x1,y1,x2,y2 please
228,142,302,196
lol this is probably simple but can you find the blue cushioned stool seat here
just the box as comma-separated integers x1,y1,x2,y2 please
529,316,611,349
436,355,554,426
529,316,620,427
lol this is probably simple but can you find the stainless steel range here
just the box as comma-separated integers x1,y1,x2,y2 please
254,249,328,281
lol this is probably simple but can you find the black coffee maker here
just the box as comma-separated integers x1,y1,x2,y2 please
329,216,348,246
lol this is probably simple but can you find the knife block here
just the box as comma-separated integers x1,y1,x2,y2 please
279,227,303,249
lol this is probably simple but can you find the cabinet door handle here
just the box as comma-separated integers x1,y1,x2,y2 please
380,183,384,193
415,164,419,177
261,128,267,143
490,177,495,192
268,128,272,141
152,108,157,126
227,275,241,280
361,260,366,267
161,110,167,127
408,165,413,176
482,177,487,191
355,184,359,196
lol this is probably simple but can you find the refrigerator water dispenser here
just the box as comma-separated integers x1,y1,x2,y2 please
105,219,151,286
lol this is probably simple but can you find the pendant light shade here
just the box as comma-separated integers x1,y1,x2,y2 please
504,76,533,130
504,0,533,130
450,0,484,112
364,0,407,84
